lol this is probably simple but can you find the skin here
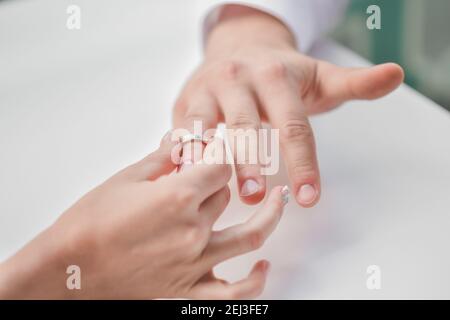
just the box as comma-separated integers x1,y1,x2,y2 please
0,135,288,299
0,6,404,300
173,5,405,207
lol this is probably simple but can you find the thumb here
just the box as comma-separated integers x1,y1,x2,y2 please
123,131,180,181
317,62,404,110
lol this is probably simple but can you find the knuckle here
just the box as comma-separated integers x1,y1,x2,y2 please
183,226,204,246
181,225,208,255
280,119,312,141
228,112,259,130
175,187,196,204
184,109,208,124
246,228,265,251
260,61,289,81
291,164,317,183
218,60,242,81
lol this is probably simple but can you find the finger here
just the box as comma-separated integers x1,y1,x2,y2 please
256,75,320,207
315,62,405,111
217,84,266,204
120,131,179,181
173,91,220,171
199,186,231,226
203,186,288,265
172,162,232,202
189,260,270,300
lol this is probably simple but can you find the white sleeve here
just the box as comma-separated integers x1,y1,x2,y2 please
198,0,349,52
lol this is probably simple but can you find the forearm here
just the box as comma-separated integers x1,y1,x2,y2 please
0,225,71,299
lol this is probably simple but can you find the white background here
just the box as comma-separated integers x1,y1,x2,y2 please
1,0,450,299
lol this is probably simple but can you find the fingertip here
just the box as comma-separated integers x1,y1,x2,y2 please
379,62,405,82
239,179,266,205
345,62,404,101
158,130,182,167
256,259,271,275
365,63,405,99
295,183,320,208
161,129,173,144
264,185,290,208
250,260,270,297
160,129,179,148
380,62,404,73
388,63,405,87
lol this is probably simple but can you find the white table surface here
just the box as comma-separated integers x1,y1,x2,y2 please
1,0,450,299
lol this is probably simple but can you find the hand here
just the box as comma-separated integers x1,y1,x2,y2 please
0,134,288,299
173,5,404,207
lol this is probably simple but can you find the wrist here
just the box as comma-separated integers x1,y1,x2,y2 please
0,225,74,299
205,5,297,59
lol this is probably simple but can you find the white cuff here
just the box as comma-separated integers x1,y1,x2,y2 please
201,0,348,52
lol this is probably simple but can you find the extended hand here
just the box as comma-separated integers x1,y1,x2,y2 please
173,6,404,207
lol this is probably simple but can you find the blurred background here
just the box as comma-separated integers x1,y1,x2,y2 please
334,0,450,111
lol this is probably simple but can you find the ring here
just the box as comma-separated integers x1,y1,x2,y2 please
178,133,209,146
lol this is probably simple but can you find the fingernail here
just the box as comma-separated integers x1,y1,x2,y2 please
281,185,290,206
179,159,194,172
240,179,261,197
297,184,317,205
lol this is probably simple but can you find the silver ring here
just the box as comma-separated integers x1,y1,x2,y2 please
178,133,209,146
